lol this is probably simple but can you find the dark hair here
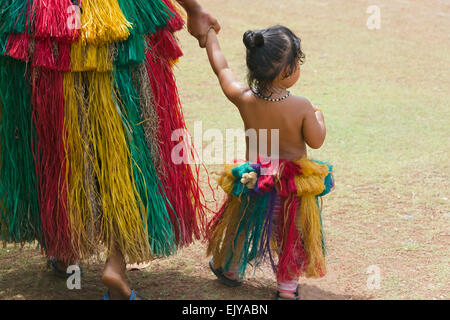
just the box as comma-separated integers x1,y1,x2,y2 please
243,25,305,94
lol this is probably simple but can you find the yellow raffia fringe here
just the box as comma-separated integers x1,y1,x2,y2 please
80,0,131,45
293,158,329,196
87,45,112,72
298,195,326,278
71,42,113,72
85,71,149,264
217,163,239,195
70,41,90,72
295,158,329,177
207,196,242,269
170,0,187,20
63,72,96,258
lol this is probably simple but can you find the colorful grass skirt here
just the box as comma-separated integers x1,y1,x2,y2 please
0,0,206,264
207,158,334,282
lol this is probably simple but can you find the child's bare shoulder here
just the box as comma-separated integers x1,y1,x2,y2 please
288,95,315,115
233,86,254,108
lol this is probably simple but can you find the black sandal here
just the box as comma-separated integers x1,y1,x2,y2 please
276,286,300,300
209,259,242,287
47,257,69,278
47,257,83,278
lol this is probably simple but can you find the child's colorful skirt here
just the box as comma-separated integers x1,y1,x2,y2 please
0,1,206,264
207,158,334,282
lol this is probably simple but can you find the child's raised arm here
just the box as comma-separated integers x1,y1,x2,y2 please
206,29,248,106
302,102,327,149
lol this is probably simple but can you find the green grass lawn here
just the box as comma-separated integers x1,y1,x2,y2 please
177,0,450,300
0,0,448,300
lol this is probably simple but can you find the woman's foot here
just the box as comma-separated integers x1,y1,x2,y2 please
47,257,80,278
101,247,139,300
101,265,130,299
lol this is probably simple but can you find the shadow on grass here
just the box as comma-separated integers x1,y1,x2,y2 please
0,262,369,300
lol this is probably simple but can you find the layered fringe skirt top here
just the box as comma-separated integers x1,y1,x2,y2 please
0,0,206,264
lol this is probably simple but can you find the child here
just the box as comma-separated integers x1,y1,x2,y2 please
205,25,334,300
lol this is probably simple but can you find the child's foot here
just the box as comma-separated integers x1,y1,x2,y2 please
224,271,240,281
276,286,300,300
209,259,242,287
278,292,298,299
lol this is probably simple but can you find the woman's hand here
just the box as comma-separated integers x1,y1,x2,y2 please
179,0,220,48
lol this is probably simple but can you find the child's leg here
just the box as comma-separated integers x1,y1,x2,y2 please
273,197,300,299
277,279,299,296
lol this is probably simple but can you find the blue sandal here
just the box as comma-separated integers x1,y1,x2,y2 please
104,289,144,300
128,290,143,300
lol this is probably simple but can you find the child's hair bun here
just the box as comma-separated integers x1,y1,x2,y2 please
243,30,265,49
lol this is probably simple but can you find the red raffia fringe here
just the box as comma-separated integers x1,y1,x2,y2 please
206,199,228,240
276,161,308,282
7,35,71,71
6,33,29,61
150,29,183,64
163,0,185,33
145,33,207,246
32,68,75,263
276,197,307,283
32,38,71,72
6,0,73,71
32,0,79,42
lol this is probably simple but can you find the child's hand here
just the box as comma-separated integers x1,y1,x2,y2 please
206,27,218,49
208,27,217,36
206,28,217,45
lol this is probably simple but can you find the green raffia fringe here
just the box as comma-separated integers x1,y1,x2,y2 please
225,193,269,276
0,56,41,243
115,35,147,66
115,0,174,66
0,0,32,34
0,34,8,55
114,66,177,257
117,0,172,36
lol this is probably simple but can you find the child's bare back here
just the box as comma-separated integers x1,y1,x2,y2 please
237,91,320,161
